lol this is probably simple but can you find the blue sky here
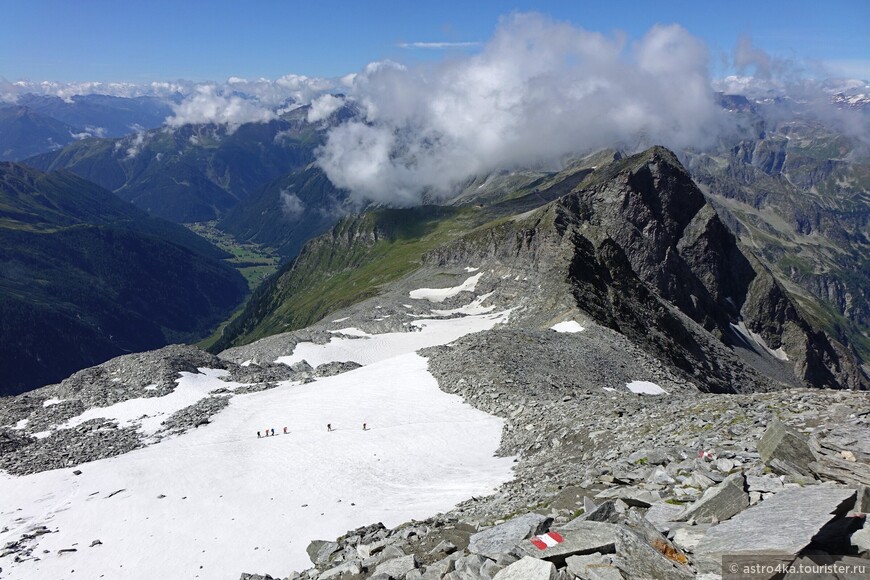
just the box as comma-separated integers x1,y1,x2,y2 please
1,0,868,82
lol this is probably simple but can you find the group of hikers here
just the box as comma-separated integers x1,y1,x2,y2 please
257,423,367,438
256,427,287,438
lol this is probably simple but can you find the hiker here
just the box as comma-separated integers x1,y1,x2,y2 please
271,428,275,436
362,423,367,431
257,431,261,439
327,423,333,432
283,427,288,434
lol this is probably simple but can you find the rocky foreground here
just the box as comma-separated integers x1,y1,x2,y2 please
240,370,870,580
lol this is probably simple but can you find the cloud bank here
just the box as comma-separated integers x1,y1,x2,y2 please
164,85,277,131
316,13,724,205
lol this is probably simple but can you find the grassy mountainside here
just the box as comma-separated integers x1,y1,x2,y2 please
0,163,248,394
211,205,471,350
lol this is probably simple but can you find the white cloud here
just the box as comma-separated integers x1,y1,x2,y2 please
0,79,194,101
397,42,481,49
69,125,107,140
316,13,724,205
164,85,277,132
307,94,345,123
0,75,338,117
280,189,305,216
124,126,148,159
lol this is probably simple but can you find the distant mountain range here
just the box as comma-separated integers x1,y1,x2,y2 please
0,93,175,161
0,162,248,395
26,108,322,222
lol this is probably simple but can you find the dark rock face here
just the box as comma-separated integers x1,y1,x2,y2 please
552,147,865,391
426,147,867,392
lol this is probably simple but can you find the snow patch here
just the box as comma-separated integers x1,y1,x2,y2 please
332,317,350,323
464,266,480,272
279,310,510,368
626,381,668,395
330,327,373,338
431,292,496,316
550,321,585,333
730,322,789,361
13,418,28,430
409,273,483,303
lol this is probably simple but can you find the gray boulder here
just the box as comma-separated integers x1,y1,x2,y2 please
468,513,552,559
565,553,622,580
757,418,817,477
851,522,870,557
319,559,361,580
492,556,556,580
594,487,660,507
373,554,418,579
306,540,340,566
693,485,857,574
577,500,621,524
676,472,749,523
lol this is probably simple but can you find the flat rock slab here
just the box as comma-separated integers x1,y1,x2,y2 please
613,524,694,579
746,474,784,494
594,487,661,507
520,522,617,561
693,485,856,574
645,502,685,531
565,553,623,580
492,556,556,580
468,513,552,559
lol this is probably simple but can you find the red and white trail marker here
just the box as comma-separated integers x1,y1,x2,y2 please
530,531,564,550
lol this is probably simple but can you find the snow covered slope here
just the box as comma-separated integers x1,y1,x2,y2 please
0,307,516,579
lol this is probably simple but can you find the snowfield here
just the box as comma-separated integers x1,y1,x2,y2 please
0,306,517,579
